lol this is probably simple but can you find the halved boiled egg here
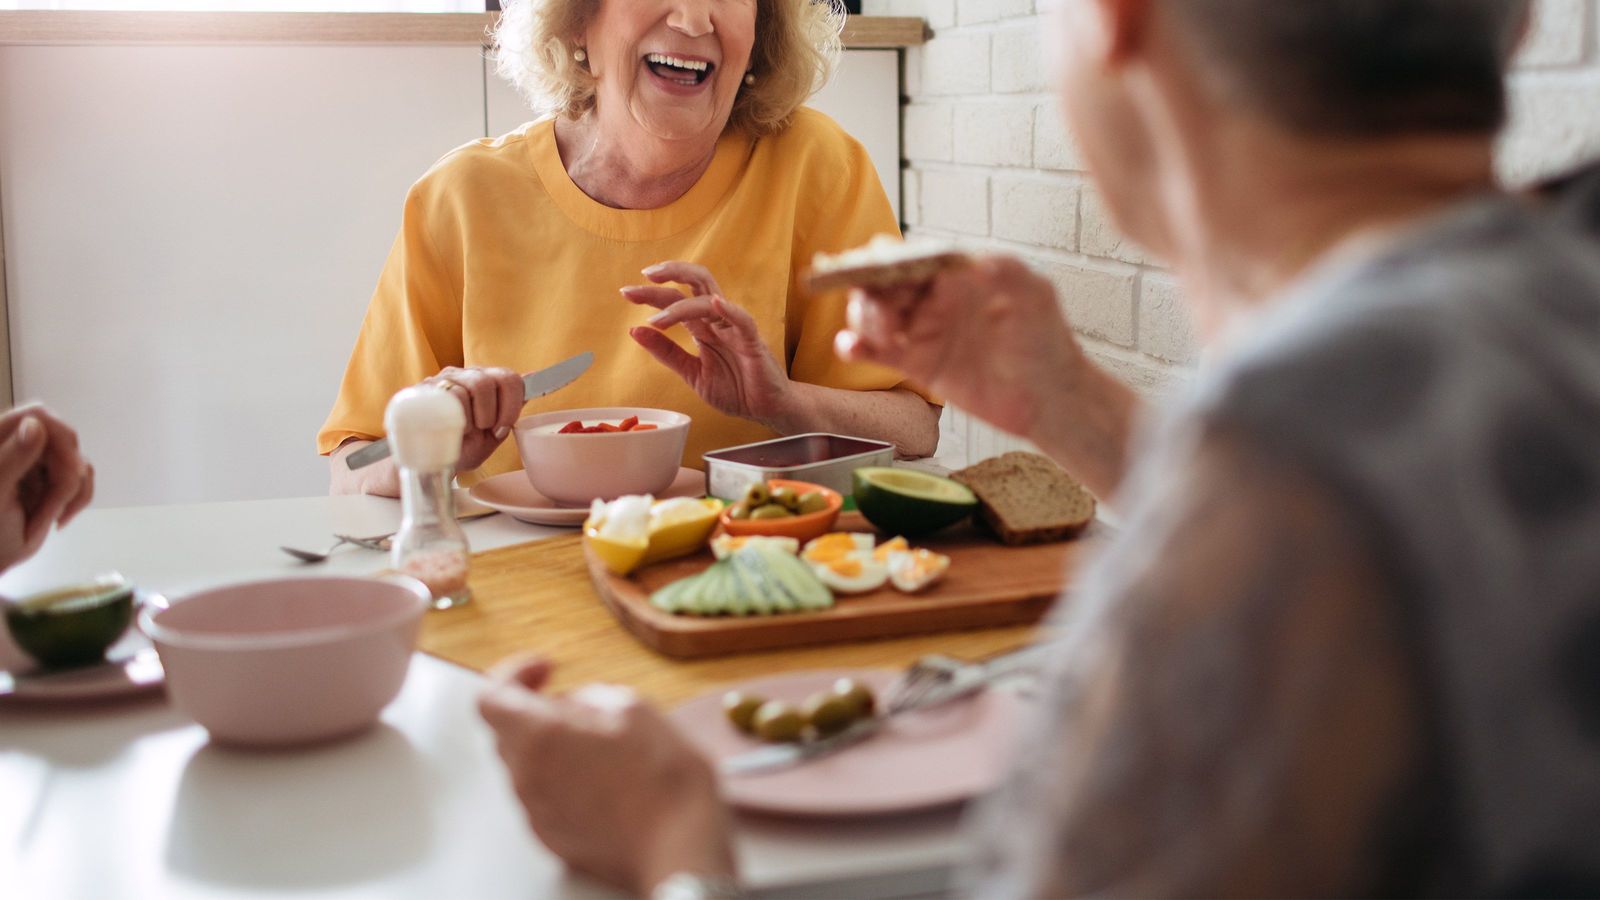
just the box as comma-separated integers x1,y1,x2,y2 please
887,548,950,593
811,554,889,594
801,532,875,565
711,534,800,561
872,536,910,562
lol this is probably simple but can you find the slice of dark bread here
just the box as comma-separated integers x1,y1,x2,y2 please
952,451,1096,546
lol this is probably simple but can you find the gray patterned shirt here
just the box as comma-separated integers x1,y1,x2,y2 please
967,164,1600,897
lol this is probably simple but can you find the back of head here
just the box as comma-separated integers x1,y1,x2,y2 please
1170,0,1530,136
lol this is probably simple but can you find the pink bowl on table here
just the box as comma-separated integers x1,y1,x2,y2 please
139,575,430,748
513,407,691,507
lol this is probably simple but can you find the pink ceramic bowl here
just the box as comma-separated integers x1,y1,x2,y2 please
513,407,691,506
139,575,430,748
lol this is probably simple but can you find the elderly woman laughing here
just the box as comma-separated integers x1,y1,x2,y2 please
319,0,939,496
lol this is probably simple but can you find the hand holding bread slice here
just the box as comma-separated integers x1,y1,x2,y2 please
806,234,969,293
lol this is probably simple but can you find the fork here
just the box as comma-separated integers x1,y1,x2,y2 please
880,654,968,715
882,643,1052,713
279,533,394,564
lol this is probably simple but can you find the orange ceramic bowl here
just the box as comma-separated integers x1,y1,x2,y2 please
718,479,842,544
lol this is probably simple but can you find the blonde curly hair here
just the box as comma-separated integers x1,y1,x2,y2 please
492,0,844,137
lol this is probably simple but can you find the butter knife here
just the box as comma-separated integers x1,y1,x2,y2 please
719,644,1051,777
345,351,595,470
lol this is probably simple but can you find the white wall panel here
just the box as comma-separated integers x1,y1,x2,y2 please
0,44,485,505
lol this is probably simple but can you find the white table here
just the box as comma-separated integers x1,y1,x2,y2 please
0,496,968,899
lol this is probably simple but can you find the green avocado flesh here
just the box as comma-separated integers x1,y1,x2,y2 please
5,579,134,669
852,467,977,537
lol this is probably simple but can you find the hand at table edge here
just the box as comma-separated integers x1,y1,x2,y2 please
477,654,740,896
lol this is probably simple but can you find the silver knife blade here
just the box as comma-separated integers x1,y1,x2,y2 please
720,717,884,776
345,351,595,470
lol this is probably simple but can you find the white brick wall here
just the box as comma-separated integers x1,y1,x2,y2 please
866,0,1600,468
991,173,1078,250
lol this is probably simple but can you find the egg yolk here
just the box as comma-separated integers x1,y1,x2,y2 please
804,534,862,564
827,558,864,577
873,537,910,562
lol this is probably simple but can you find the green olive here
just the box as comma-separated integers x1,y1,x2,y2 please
723,691,766,734
831,678,877,719
727,501,751,520
749,504,795,520
800,692,859,737
770,486,800,511
752,700,805,742
796,492,829,515
741,482,772,508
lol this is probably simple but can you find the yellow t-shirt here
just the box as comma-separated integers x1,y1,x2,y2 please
319,108,919,485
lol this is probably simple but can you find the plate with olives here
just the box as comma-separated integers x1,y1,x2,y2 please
670,667,1021,817
718,479,842,544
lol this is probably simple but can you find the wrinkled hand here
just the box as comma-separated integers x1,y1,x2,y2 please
0,405,94,573
623,261,793,427
478,656,737,895
419,367,524,472
835,255,1090,441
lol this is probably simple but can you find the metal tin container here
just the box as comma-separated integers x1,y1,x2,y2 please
703,433,895,501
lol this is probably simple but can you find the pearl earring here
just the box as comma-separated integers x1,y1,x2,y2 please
573,47,587,63
743,71,755,86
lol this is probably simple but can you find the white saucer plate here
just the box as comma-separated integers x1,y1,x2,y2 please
467,467,707,527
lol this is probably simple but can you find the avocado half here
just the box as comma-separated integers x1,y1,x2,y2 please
5,574,135,669
852,467,978,537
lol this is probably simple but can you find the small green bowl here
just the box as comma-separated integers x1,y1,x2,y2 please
5,574,135,669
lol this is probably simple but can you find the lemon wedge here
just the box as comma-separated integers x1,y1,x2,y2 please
586,530,648,576
639,498,723,567
587,496,724,575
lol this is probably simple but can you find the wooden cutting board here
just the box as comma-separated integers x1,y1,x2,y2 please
585,513,1093,658
416,529,1062,706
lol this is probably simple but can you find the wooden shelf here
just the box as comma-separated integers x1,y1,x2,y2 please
0,11,926,48
841,16,926,49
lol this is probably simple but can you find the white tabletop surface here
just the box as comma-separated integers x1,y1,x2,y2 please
0,494,969,899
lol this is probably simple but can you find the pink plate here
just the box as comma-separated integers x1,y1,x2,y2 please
468,466,705,527
0,590,167,702
671,668,1021,818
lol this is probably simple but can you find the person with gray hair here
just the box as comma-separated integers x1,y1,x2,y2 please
479,0,1600,895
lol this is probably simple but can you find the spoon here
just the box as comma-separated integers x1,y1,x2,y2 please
279,533,393,564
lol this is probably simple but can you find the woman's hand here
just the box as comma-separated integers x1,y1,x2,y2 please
419,366,525,472
478,656,737,895
329,366,521,497
0,405,94,573
624,261,794,428
837,255,1139,500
